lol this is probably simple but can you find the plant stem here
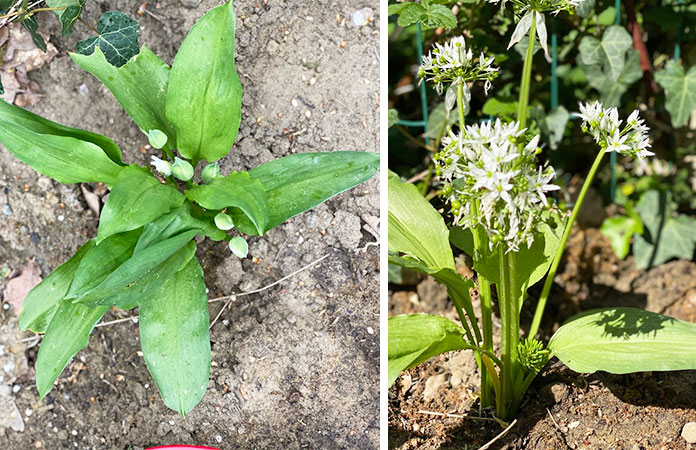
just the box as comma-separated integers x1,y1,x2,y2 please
0,6,66,19
457,81,466,130
498,246,516,419
517,17,537,130
78,16,98,34
528,148,607,338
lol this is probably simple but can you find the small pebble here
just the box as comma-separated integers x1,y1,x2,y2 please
682,422,696,443
2,303,9,310
215,435,222,443
1,204,12,216
78,84,89,96
57,215,65,222
12,385,20,393
70,430,77,436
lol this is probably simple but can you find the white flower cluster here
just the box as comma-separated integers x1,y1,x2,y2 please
578,101,654,159
418,36,498,95
434,119,560,252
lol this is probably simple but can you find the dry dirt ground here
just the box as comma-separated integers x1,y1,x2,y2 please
389,227,696,449
0,1,380,448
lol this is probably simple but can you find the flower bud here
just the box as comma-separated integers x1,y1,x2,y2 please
214,213,234,231
228,236,248,258
150,155,172,176
148,129,168,149
201,162,220,184
171,157,194,181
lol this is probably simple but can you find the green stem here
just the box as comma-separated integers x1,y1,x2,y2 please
498,246,517,419
529,148,607,338
457,81,466,131
517,17,537,130
161,146,175,162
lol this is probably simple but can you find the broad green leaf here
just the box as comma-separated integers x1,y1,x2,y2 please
243,151,379,235
600,206,643,259
67,229,142,301
388,109,399,128
397,4,427,27
135,203,226,252
0,98,123,165
482,97,518,117
71,46,177,144
425,103,457,139
165,1,242,162
549,307,696,374
98,240,197,310
388,171,454,270
46,0,85,36
388,314,472,386
597,6,616,26
18,240,95,333
69,230,199,307
97,166,184,243
423,4,457,29
578,26,632,82
654,61,696,128
450,211,563,295
22,16,46,52
633,190,696,269
76,11,140,67
35,302,108,398
139,257,210,415
186,172,268,236
540,106,569,150
576,0,595,17
580,49,641,107
388,2,413,15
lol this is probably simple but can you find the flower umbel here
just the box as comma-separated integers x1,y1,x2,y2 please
150,155,172,177
434,119,560,252
578,101,654,159
418,36,499,95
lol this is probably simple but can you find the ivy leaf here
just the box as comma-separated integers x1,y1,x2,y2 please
600,204,643,260
580,48,641,107
22,15,47,52
46,0,85,36
633,190,696,269
576,0,595,17
482,97,518,117
654,61,696,128
579,25,633,82
425,103,457,139
388,109,399,128
76,11,140,67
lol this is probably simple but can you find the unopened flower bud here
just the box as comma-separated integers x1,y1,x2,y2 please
214,213,234,231
150,155,172,176
228,236,248,258
147,129,168,149
201,162,220,184
171,157,194,181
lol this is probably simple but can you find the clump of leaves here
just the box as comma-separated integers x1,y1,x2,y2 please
3,1,378,415
388,0,457,30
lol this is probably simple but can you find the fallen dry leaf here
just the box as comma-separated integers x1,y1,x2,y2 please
2,260,42,313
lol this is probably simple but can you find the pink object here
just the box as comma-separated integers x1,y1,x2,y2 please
146,446,220,450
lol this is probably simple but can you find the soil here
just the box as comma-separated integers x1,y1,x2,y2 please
0,1,380,449
389,225,696,449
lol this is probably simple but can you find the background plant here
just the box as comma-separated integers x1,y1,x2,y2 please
3,0,379,415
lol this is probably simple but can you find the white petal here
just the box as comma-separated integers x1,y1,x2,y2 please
507,11,534,50
535,12,551,63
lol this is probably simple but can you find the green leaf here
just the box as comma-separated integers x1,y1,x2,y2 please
633,190,696,269
135,203,226,251
654,61,696,128
165,1,242,163
482,97,518,117
540,106,569,150
244,151,379,235
424,4,457,29
36,302,108,398
578,25,633,82
0,103,123,186
97,166,185,243
388,171,454,270
46,0,85,36
388,314,471,386
71,46,177,144
580,48,641,107
597,6,616,26
576,0,595,17
67,229,142,301
600,206,643,260
139,256,210,415
388,108,399,128
397,4,427,27
549,307,696,374
0,98,123,165
388,2,413,15
69,230,199,308
186,171,268,236
18,240,95,333
450,211,563,295
425,103,457,139
76,11,140,67
22,16,46,52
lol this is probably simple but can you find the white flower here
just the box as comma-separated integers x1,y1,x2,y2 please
578,101,654,159
150,155,172,176
434,119,560,252
419,36,499,95
605,130,630,154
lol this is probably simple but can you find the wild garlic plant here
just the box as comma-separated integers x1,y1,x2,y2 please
3,1,378,415
389,16,696,422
